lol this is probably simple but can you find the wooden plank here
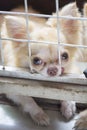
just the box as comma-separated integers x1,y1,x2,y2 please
0,77,87,104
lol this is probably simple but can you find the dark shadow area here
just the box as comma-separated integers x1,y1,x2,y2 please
0,0,86,14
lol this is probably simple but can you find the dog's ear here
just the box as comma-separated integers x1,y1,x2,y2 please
47,3,82,44
60,3,78,17
46,3,79,28
4,16,35,39
60,3,80,30
46,3,82,39
60,3,82,43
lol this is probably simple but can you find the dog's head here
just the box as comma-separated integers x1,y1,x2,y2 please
3,3,82,77
30,26,70,76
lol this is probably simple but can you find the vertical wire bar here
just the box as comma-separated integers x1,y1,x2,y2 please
0,28,5,70
24,0,33,72
55,0,62,72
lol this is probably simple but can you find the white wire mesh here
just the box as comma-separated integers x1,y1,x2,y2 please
0,0,87,84
55,0,61,72
24,0,33,72
1,10,87,21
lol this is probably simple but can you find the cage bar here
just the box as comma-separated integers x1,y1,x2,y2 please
24,0,33,72
55,0,62,71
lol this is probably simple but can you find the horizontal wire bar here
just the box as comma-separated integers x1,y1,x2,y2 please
61,43,87,48
1,37,29,42
1,10,87,21
0,10,51,18
1,37,87,48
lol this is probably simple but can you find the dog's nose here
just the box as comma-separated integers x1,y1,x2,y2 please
47,67,58,76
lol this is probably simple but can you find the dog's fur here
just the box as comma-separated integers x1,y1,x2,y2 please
47,6,87,129
1,3,83,125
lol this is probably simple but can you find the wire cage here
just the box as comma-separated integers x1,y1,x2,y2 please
0,0,87,103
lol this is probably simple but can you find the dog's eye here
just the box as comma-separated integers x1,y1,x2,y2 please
33,57,43,65
61,52,69,60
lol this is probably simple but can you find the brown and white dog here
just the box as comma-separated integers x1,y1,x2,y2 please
1,3,82,126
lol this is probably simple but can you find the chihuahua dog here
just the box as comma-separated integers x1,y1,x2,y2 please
1,3,82,125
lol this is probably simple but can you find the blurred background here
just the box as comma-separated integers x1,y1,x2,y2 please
0,0,86,14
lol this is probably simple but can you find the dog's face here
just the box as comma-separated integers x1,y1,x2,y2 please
2,3,82,77
30,27,70,76
31,45,70,76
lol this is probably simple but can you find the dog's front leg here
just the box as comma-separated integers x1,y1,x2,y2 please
60,100,76,120
7,94,50,126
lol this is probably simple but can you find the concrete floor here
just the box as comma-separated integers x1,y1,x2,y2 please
0,104,78,130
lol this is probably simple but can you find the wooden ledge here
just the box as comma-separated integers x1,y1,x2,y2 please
0,76,87,104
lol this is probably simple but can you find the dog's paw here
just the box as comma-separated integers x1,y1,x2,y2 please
74,118,87,130
60,101,76,120
31,110,50,126
74,110,87,130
